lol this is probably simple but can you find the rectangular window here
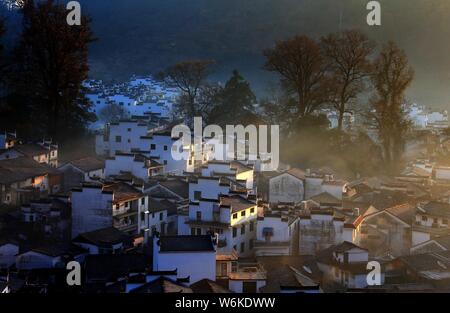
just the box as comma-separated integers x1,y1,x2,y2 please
196,211,202,220
151,144,156,150
422,215,428,221
240,242,245,253
232,227,237,238
196,228,201,235
250,207,255,214
241,211,246,217
159,212,163,221
164,145,168,151
141,198,145,205
115,136,122,142
191,228,196,235
127,128,131,132
232,213,237,219
249,239,254,249
194,191,202,200
249,221,254,232
241,224,246,235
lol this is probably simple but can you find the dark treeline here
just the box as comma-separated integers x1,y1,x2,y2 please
0,0,95,142
0,1,414,177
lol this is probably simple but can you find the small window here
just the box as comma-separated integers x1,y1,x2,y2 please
141,198,145,205
231,262,237,272
249,239,254,249
232,227,237,237
127,139,131,143
241,224,246,235
115,136,122,143
422,216,428,222
127,128,131,132
250,207,255,214
232,213,238,219
240,242,245,253
159,212,163,221
164,145,168,151
150,144,156,150
196,211,202,220
196,228,201,235
191,228,196,235
249,221,254,232
194,191,201,200
241,211,246,217
163,160,167,165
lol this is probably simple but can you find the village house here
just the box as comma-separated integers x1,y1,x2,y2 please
257,256,322,293
19,196,72,242
297,208,354,255
316,242,383,291
385,251,450,290
182,193,258,257
152,234,216,284
71,182,147,238
58,156,105,191
72,226,133,255
15,244,86,270
0,157,61,206
412,201,450,246
353,203,414,257
254,213,294,257
105,152,163,181
411,235,450,255
96,121,187,174
265,168,305,204
0,141,59,168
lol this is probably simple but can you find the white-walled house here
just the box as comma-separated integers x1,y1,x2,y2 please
316,242,384,290
183,194,258,257
152,234,216,284
297,209,354,255
268,168,305,204
71,182,147,238
96,120,150,156
96,122,187,174
254,214,292,256
105,153,163,181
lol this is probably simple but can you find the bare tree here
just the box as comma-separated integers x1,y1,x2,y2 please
369,41,414,174
263,35,329,120
321,30,375,130
159,59,214,123
98,102,128,124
